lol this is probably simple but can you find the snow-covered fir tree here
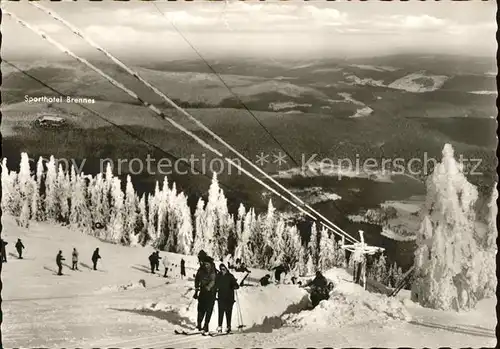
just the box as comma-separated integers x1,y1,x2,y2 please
1,158,18,216
17,153,34,227
124,175,139,245
69,169,92,233
176,192,193,255
307,222,319,270
108,177,125,243
297,244,308,277
280,225,301,272
32,156,46,221
136,194,148,245
412,143,495,311
193,198,207,254
235,203,246,249
147,181,161,244
44,156,58,221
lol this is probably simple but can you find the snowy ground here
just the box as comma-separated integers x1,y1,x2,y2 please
2,215,496,348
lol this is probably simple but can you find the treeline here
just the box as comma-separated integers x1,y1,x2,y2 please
2,153,354,277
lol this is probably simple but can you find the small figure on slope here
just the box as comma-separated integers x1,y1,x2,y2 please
56,250,65,275
149,252,159,274
1,239,8,263
72,248,79,270
260,274,271,286
180,258,186,279
15,238,25,259
91,248,101,271
155,251,160,272
272,264,289,284
194,250,217,334
162,255,169,278
215,263,239,334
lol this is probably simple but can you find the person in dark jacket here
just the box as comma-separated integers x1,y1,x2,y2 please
215,263,239,333
15,239,25,259
272,264,288,284
1,239,8,263
91,248,101,270
180,258,186,279
194,250,217,333
56,250,65,275
260,274,271,286
149,252,158,274
155,251,160,271
72,248,79,270
304,271,330,308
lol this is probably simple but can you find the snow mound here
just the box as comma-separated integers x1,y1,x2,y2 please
95,279,147,294
283,281,411,329
284,269,410,328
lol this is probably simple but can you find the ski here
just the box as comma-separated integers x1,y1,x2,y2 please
209,331,234,337
174,329,202,336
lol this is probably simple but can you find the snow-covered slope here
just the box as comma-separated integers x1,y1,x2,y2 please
2,215,496,348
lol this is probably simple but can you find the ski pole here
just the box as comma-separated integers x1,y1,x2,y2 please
235,290,244,330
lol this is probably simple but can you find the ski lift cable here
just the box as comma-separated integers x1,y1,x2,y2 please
4,10,318,224
27,3,359,244
151,2,362,242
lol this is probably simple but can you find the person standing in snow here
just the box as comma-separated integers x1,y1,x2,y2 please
180,259,186,279
72,248,79,270
1,239,8,263
194,250,217,334
56,250,65,275
215,263,239,334
272,264,289,284
15,238,25,259
91,248,101,271
149,252,158,274
162,255,169,278
154,251,161,272
302,271,330,308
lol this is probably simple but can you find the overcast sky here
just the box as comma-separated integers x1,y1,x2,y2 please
2,0,496,61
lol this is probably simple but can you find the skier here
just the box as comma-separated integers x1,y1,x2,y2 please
260,274,271,286
162,255,169,278
272,264,288,284
215,263,239,334
56,250,65,275
72,248,79,270
302,271,330,308
194,250,217,334
91,248,101,271
149,252,158,274
15,238,25,259
180,258,186,279
1,239,8,263
155,251,160,272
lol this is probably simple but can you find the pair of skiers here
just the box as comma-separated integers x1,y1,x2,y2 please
194,250,239,334
1,238,27,261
